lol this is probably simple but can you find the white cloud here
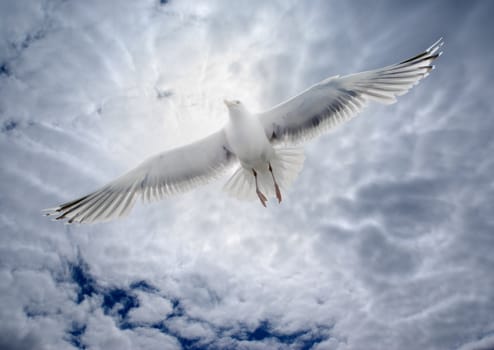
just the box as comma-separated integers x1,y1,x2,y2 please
1,0,493,349
128,292,173,324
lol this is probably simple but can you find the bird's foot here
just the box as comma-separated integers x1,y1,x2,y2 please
274,183,282,204
256,190,268,208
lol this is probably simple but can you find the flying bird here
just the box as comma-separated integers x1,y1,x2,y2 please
45,38,443,223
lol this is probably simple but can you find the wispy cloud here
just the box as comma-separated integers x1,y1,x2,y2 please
1,0,493,349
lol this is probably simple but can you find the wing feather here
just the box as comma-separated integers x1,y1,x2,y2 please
259,38,443,144
45,130,236,223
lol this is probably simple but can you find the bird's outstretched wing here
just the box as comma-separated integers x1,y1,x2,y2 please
44,130,236,223
259,38,443,144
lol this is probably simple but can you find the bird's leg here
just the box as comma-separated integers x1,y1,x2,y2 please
269,163,282,204
252,169,267,207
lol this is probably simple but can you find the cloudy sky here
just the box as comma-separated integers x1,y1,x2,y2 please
1,0,494,349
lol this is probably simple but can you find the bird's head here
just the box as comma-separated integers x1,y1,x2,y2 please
224,99,248,120
224,99,244,111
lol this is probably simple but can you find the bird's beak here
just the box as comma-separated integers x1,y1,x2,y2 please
224,99,233,107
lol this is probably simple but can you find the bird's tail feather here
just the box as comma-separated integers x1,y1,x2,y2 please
223,147,305,201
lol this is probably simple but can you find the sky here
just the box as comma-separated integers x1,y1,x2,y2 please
1,0,494,349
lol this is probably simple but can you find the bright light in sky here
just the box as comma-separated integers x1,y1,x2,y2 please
1,1,494,349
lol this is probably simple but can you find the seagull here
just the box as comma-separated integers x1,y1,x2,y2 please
45,38,443,223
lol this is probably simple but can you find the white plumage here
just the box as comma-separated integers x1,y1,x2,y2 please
45,38,443,223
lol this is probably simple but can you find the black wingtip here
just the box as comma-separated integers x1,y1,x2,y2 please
400,51,429,65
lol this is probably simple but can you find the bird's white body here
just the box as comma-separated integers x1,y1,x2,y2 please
224,103,274,170
222,100,305,204
45,38,444,223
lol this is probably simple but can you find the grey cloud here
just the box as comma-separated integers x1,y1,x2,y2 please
459,335,494,350
357,225,419,277
0,328,42,350
352,178,455,238
1,0,494,349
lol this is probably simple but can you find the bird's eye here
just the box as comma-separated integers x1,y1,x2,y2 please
235,100,240,104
